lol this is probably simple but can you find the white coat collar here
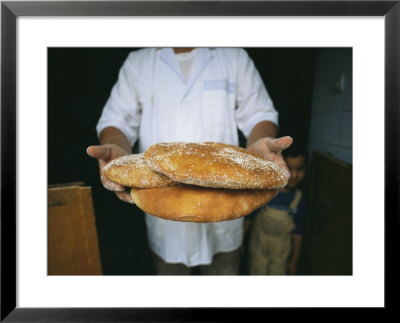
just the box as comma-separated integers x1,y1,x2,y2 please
159,48,214,96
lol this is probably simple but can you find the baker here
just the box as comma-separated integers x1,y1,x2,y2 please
87,47,292,275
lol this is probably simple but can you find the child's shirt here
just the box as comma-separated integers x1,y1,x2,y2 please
248,189,307,235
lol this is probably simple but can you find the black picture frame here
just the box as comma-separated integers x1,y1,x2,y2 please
1,0,399,321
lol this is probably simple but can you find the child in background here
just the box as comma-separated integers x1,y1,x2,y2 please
246,145,308,275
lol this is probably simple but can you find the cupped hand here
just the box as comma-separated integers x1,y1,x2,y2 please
247,136,293,177
87,144,134,204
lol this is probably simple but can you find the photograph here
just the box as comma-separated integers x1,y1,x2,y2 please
47,47,353,277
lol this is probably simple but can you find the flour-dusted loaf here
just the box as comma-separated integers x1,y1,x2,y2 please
103,153,176,188
130,184,278,223
144,142,288,189
101,142,288,222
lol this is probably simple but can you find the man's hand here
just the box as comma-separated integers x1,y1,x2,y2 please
247,136,293,176
87,144,134,203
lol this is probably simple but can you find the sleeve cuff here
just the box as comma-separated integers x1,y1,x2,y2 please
96,121,138,147
240,113,279,138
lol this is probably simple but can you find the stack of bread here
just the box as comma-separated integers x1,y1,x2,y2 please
102,142,288,223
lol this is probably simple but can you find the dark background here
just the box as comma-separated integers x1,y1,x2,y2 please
48,48,316,275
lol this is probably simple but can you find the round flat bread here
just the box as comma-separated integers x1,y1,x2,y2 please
144,142,288,189
103,153,175,188
130,184,279,223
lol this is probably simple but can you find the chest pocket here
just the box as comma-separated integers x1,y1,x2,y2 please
203,79,235,92
203,79,236,110
202,79,236,129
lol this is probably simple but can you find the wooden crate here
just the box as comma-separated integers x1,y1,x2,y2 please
48,183,102,275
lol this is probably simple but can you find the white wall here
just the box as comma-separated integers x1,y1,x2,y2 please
308,48,352,164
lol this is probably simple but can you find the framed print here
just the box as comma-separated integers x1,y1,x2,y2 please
1,0,399,321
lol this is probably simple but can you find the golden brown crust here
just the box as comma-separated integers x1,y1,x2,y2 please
144,142,288,189
103,153,176,188
130,184,279,223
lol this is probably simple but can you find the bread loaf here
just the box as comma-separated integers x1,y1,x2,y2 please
103,153,175,188
131,184,278,223
144,142,288,189
101,142,288,222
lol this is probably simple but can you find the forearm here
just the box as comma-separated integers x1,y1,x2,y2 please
99,126,132,154
246,121,277,148
291,233,303,263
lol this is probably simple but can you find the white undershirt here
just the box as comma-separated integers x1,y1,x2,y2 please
175,49,197,82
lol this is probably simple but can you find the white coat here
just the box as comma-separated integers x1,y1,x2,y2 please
97,48,278,266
